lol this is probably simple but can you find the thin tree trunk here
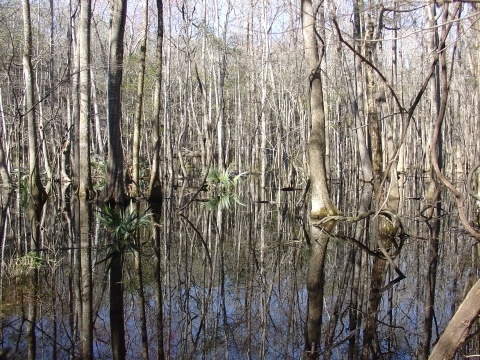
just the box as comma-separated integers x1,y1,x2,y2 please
0,88,12,187
419,4,442,359
68,0,79,185
147,0,164,204
91,71,104,155
78,0,93,199
37,80,53,193
79,198,93,359
132,0,148,198
153,209,165,359
135,249,149,360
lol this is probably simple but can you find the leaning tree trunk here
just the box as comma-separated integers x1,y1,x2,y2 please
147,0,164,204
105,0,128,205
429,277,480,359
301,0,339,358
22,0,47,203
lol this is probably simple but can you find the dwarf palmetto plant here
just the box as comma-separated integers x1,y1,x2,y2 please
96,202,151,266
205,168,248,210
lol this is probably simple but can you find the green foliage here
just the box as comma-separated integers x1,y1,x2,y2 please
96,203,151,266
19,175,30,207
91,157,106,190
16,251,45,271
205,168,247,210
5,251,50,280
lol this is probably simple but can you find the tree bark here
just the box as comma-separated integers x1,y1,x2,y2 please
131,0,148,198
22,0,47,203
105,0,128,204
419,4,442,359
429,277,480,360
147,0,164,204
301,0,339,357
78,0,93,199
0,89,12,188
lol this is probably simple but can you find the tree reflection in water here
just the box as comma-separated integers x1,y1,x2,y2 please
0,177,478,359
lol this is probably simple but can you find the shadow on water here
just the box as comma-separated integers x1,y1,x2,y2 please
0,173,477,359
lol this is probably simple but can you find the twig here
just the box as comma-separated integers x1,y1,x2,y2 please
177,155,212,212
312,209,374,226
467,163,480,202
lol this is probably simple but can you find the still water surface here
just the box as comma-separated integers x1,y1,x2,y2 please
0,178,475,359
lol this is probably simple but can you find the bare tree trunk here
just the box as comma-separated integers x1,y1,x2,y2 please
419,4,442,360
0,91,11,187
91,71,104,155
361,17,403,360
105,0,128,204
301,0,339,357
0,88,12,188
71,2,80,186
147,0,164,204
78,0,93,199
37,80,53,193
131,0,148,198
22,0,47,203
429,277,480,360
349,2,374,356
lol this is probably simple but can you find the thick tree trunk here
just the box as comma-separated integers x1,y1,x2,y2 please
105,0,128,205
22,0,47,203
301,0,339,357
110,250,126,360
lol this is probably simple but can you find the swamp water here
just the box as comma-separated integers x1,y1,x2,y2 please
0,175,477,359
